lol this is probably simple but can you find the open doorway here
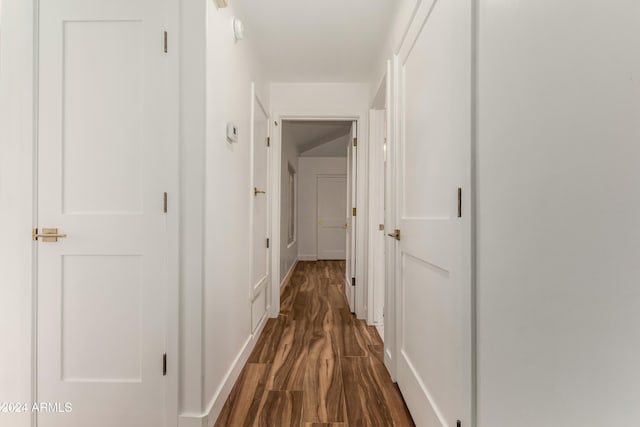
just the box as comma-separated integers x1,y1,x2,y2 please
276,119,357,311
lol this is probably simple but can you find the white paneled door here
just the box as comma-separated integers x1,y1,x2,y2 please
317,175,347,260
394,0,472,426
37,0,175,426
250,87,270,331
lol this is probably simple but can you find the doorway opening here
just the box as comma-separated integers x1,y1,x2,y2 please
273,119,358,313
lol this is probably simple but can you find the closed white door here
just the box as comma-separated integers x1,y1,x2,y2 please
394,0,472,426
37,0,174,426
317,175,347,260
251,88,270,331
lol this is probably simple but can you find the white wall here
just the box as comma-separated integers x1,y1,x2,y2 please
178,0,206,419
0,1,34,426
200,3,270,425
298,157,348,260
300,133,350,157
476,1,640,426
271,83,370,117
270,82,370,318
279,133,298,282
368,0,419,104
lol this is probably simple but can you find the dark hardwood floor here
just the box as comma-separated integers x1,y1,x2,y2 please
214,261,415,427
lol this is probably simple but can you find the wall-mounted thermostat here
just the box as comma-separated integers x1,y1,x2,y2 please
227,122,239,143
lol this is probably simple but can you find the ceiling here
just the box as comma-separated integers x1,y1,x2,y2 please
233,0,398,82
282,120,351,157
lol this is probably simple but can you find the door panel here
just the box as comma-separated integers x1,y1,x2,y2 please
317,175,347,260
395,0,472,426
37,1,172,426
62,20,143,214
251,90,270,331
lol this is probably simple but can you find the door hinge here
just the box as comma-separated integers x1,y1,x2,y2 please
379,224,385,231
266,238,270,248
352,207,357,217
266,137,270,147
163,31,168,53
457,187,462,218
163,192,168,213
351,277,356,287
353,137,357,147
163,353,167,376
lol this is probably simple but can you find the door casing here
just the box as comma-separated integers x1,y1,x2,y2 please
269,115,365,318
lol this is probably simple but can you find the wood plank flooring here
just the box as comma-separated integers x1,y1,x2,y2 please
215,261,414,427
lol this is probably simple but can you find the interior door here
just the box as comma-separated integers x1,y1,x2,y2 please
317,175,347,260
250,88,270,332
37,0,173,426
394,0,472,426
345,121,357,312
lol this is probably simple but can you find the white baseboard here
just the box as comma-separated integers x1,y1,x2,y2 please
375,323,384,342
297,254,317,261
178,314,269,427
280,258,299,288
178,416,207,427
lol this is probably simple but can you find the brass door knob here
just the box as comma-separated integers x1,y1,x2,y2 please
387,229,401,241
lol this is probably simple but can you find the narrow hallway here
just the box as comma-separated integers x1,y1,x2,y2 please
215,261,414,426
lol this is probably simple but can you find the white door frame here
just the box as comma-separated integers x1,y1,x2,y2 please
383,59,399,381
269,115,367,318
367,109,386,327
17,1,181,425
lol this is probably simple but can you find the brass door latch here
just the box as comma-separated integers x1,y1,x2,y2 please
33,228,68,242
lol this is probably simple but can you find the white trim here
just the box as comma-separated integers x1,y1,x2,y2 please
269,115,282,317
280,258,298,288
297,255,318,261
178,314,269,427
164,0,181,422
385,58,398,382
367,109,386,325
